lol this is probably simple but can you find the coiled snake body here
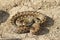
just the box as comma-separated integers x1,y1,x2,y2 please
10,11,46,35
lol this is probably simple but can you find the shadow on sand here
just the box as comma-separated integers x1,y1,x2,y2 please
37,16,54,35
0,10,10,24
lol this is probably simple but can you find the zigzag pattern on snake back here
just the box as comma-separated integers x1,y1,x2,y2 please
10,11,46,35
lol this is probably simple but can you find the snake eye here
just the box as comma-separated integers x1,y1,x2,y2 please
36,18,40,20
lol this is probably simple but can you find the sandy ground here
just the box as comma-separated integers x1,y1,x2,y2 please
0,0,60,40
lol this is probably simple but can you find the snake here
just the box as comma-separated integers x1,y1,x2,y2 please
10,11,46,35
